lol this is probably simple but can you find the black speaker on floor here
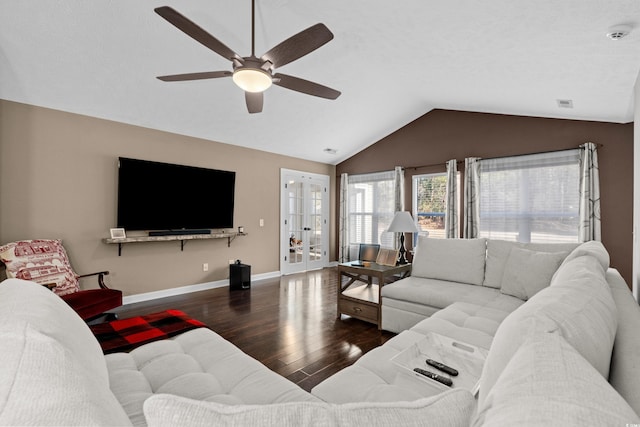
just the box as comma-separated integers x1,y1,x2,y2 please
230,261,251,290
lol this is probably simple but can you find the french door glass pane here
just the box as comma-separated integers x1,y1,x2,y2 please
287,181,304,264
309,183,323,262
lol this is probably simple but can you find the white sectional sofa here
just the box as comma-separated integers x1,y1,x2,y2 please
380,237,580,335
312,238,640,425
0,278,474,427
1,238,639,426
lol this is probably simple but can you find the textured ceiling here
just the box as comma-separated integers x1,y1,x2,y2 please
1,1,639,164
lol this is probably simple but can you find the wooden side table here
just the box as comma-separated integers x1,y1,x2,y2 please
337,261,411,329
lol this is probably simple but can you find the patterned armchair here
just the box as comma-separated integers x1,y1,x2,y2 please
0,239,122,322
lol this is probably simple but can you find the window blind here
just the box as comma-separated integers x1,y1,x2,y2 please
347,170,396,258
478,150,580,243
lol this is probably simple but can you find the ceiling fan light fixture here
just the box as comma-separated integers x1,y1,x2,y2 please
154,5,340,113
233,68,272,93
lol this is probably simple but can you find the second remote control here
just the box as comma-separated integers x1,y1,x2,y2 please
413,368,453,386
426,359,458,376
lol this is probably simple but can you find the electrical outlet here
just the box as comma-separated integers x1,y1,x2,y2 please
259,218,264,227
203,263,208,272
229,259,235,264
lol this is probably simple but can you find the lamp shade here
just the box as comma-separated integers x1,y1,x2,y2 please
387,211,419,233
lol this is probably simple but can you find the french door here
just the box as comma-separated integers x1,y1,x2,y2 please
280,169,329,275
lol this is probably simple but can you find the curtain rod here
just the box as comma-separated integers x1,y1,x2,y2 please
406,143,602,171
479,143,602,162
340,143,602,175
406,160,463,171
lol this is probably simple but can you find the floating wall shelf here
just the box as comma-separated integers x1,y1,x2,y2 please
103,232,246,256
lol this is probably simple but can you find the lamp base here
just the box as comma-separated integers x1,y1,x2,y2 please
397,234,409,265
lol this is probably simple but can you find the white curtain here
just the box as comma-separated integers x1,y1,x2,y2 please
394,166,405,213
445,159,459,238
464,157,481,238
391,166,405,250
338,173,349,262
579,142,601,242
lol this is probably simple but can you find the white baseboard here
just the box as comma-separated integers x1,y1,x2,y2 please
122,270,281,305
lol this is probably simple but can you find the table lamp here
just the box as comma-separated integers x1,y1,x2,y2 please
387,211,419,265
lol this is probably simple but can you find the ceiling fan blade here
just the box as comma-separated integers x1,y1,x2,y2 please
157,71,232,82
245,91,264,114
155,6,241,62
273,73,341,100
261,23,333,69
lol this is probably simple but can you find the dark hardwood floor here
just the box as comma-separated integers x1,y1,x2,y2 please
112,267,395,392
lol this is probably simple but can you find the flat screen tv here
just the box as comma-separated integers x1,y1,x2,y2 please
117,157,235,232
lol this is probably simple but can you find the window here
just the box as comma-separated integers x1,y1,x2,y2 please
347,170,397,259
478,150,580,243
412,173,447,239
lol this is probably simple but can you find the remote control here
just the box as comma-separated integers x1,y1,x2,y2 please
426,359,458,376
413,368,453,386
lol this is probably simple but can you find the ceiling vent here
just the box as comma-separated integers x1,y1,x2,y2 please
606,25,632,40
557,99,573,109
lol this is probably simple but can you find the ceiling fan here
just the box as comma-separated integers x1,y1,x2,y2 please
154,1,341,114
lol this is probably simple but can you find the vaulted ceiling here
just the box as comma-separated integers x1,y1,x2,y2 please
1,1,639,164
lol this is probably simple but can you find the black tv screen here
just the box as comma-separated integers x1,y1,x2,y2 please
117,157,235,231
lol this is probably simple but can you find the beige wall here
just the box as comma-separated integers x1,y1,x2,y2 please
337,109,633,286
0,100,336,296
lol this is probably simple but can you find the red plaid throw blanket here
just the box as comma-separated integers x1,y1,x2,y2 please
90,309,207,354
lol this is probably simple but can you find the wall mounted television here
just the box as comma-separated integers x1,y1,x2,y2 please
117,157,235,233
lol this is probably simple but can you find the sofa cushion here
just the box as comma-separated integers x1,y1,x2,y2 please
0,279,109,385
381,304,439,334
478,255,617,405
382,276,523,314
0,279,131,426
605,269,640,416
312,330,432,403
553,240,610,280
411,236,487,285
483,240,579,289
0,323,132,426
144,389,476,427
0,239,80,296
473,332,639,426
313,329,479,404
410,302,519,350
499,247,568,300
381,276,523,333
107,327,319,426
